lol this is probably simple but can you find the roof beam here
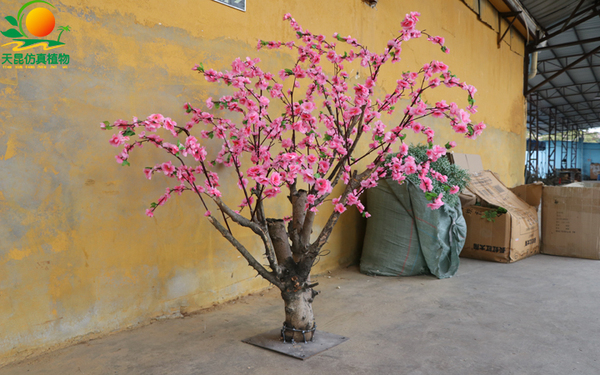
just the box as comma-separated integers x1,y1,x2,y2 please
526,44,600,95
531,36,600,52
539,63,600,75
556,110,600,116
533,82,600,97
559,0,586,34
537,51,600,63
546,101,600,110
542,90,600,100
545,2,600,33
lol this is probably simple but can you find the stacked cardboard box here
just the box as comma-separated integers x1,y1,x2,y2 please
542,181,600,260
450,153,600,262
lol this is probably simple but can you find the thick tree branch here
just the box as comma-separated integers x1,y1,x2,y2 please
207,215,282,289
267,219,294,264
212,197,280,275
289,189,307,257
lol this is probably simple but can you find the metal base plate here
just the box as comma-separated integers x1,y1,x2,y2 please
242,329,349,360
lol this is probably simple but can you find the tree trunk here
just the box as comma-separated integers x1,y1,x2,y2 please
281,288,317,342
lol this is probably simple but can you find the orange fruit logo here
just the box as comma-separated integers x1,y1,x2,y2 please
25,7,55,37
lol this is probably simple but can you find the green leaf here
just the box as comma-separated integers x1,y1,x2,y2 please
5,16,18,27
102,120,113,130
145,167,152,170
198,62,205,73
121,160,130,167
208,131,214,139
150,202,158,208
336,34,345,41
122,128,135,137
443,185,450,191
441,46,448,53
400,134,407,141
260,40,268,46
176,152,181,157
231,135,238,140
445,142,452,150
296,31,303,37
284,68,294,76
468,94,475,106
267,86,273,91
314,172,321,178
425,192,437,201
1,28,24,38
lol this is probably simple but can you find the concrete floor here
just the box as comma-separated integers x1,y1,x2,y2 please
2,254,600,375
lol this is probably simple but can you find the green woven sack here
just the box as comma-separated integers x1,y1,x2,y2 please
360,178,467,279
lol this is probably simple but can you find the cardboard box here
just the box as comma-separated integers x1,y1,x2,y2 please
542,185,600,260
460,171,540,262
510,182,543,211
591,163,600,180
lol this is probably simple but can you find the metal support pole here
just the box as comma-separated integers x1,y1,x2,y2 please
547,108,557,178
561,122,570,169
526,93,540,182
570,123,579,169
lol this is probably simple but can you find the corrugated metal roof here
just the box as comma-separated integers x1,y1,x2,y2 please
521,0,600,133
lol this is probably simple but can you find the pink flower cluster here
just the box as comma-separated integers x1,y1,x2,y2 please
102,12,486,218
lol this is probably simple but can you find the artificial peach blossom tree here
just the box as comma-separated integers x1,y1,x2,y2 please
101,12,486,342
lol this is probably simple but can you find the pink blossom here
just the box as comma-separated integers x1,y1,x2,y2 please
204,210,211,217
144,168,153,180
347,107,361,117
315,178,332,196
300,101,315,113
427,194,445,210
264,187,280,198
334,203,346,213
269,172,282,186
318,160,330,174
206,97,214,109
419,177,433,192
453,123,468,134
162,161,175,175
146,209,154,217
411,122,423,133
449,185,460,194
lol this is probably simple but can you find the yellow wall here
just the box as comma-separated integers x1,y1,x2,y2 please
0,0,526,365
